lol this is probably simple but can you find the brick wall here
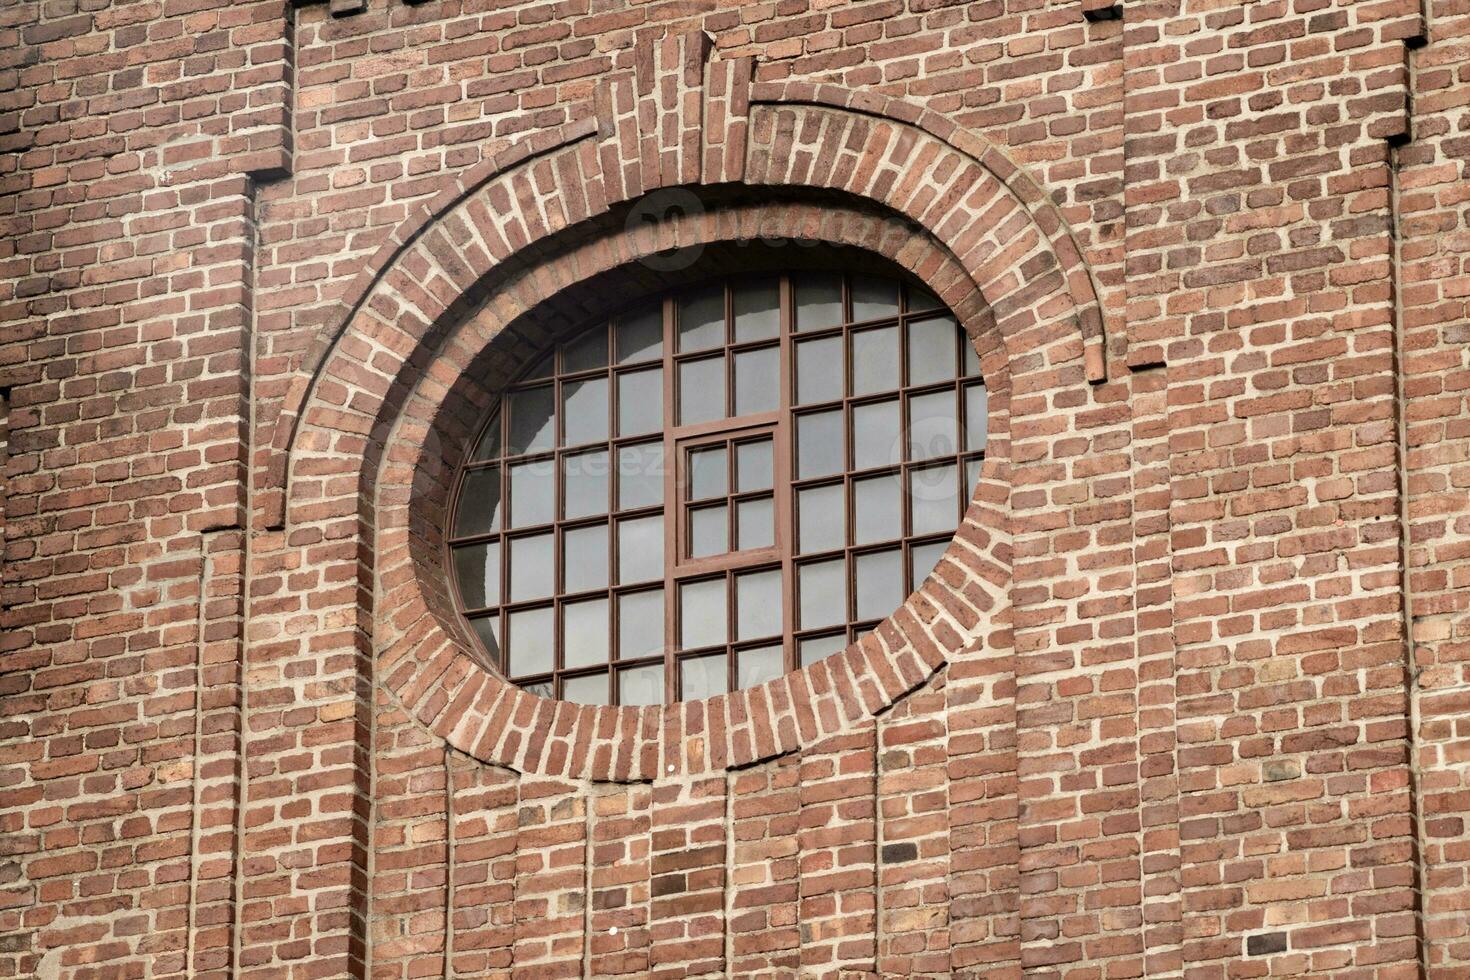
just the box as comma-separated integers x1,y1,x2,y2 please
1,1,1467,978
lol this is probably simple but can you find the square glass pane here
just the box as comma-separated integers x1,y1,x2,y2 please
453,542,500,610
910,539,948,588
733,277,780,342
562,376,609,446
908,390,958,461
735,346,779,415
908,315,959,386
799,632,846,666
508,533,554,601
736,568,782,640
679,355,726,426
678,284,725,352
910,463,959,535
508,458,555,527
563,523,608,593
506,605,554,677
736,496,773,551
735,438,773,491
794,273,843,331
690,503,728,558
616,304,663,363
798,558,845,629
965,383,988,452
455,467,501,537
855,548,904,620
619,663,663,706
798,484,844,554
563,450,608,520
562,671,608,705
523,679,553,699
851,326,899,396
907,285,941,312
617,514,663,583
681,653,726,701
563,327,608,373
469,614,501,658
854,473,902,545
563,597,610,669
850,277,900,321
618,589,664,660
797,410,844,478
737,645,784,691
852,399,901,470
796,336,843,405
689,446,728,500
617,442,665,510
472,414,501,461
680,578,727,650
618,367,662,436
507,385,555,455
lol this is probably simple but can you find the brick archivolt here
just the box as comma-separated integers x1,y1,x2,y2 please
272,34,1107,782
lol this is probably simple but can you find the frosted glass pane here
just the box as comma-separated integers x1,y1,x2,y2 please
910,539,948,588
453,542,499,610
680,653,726,701
851,326,899,396
908,390,958,460
619,664,663,706
617,442,664,510
619,589,664,660
690,504,728,558
795,273,843,331
852,399,900,470
507,606,553,677
689,446,727,500
509,458,555,527
563,328,607,373
855,549,903,620
850,277,899,321
965,384,988,452
736,496,773,551
797,411,843,478
799,559,845,629
679,355,725,425
563,523,608,593
910,463,959,535
908,315,958,386
455,467,501,537
617,514,663,583
796,337,843,405
618,367,662,436
562,376,608,446
733,277,780,342
681,578,727,650
736,568,782,640
737,645,784,690
854,473,902,545
799,632,846,666
562,671,607,705
563,597,610,669
508,533,554,601
735,439,773,491
678,284,725,351
507,386,555,455
616,304,662,363
735,346,779,415
563,450,608,520
798,484,844,554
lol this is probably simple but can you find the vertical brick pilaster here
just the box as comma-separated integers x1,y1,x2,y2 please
727,754,801,976
647,775,727,979
587,783,652,977
512,778,588,975
446,754,518,978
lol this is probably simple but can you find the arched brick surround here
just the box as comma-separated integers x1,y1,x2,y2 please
269,35,1106,784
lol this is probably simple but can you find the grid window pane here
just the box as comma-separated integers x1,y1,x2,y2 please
910,463,959,535
618,367,663,436
852,399,900,470
619,664,663,706
562,671,608,705
562,377,609,446
910,539,948,588
523,679,553,699
473,414,501,461
509,459,555,527
851,326,899,396
799,559,845,629
563,450,608,520
690,504,728,558
733,278,780,342
908,285,941,311
794,273,843,331
736,439,773,491
679,355,726,425
854,474,902,545
855,548,904,620
470,614,501,658
736,568,782,641
563,523,608,593
797,411,844,478
617,443,664,510
455,467,502,537
678,285,725,351
507,386,555,455
681,578,727,650
799,632,846,666
908,315,959,386
735,346,779,415
453,542,499,610
737,645,784,690
798,484,844,554
507,606,554,677
509,533,555,601
908,390,958,461
563,328,608,373
616,305,663,363
617,514,663,583
965,383,988,452
736,496,774,551
681,653,726,701
796,336,843,405
619,589,664,660
689,446,727,500
850,277,900,321
563,597,610,669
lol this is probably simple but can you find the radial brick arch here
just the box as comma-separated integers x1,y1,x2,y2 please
375,201,1015,784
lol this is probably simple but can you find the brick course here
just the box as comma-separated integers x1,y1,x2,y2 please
2,1,1467,978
